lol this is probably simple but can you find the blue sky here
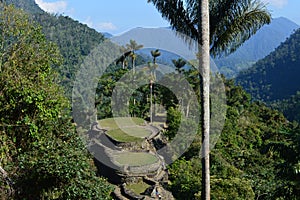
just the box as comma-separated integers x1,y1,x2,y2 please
35,0,300,35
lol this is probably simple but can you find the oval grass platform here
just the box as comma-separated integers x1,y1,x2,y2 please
99,117,145,130
99,117,151,143
115,152,158,166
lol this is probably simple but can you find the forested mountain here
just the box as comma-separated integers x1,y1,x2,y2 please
236,28,300,102
5,0,106,96
5,0,43,14
112,17,299,77
32,14,104,91
102,32,113,38
236,28,300,123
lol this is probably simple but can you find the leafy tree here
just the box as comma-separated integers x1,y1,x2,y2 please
0,5,113,199
165,107,182,139
270,91,300,123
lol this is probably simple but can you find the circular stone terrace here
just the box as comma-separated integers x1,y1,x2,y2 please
97,117,162,175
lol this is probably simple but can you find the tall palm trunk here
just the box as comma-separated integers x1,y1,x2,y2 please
200,0,210,199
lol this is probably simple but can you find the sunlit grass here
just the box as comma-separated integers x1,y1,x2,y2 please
106,128,144,143
99,117,145,130
121,127,151,137
99,117,150,142
126,182,151,194
115,152,158,166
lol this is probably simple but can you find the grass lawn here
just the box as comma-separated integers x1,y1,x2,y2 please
106,129,144,143
120,127,151,137
99,117,150,143
115,152,158,166
99,117,145,130
126,182,151,195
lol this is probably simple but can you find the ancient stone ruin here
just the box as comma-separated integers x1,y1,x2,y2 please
88,118,174,200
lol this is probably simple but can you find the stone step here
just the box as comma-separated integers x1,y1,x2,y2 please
113,186,130,200
154,170,166,182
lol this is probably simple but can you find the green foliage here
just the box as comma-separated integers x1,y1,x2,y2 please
0,5,113,199
168,158,202,199
167,78,300,199
165,107,181,139
5,0,43,14
270,91,300,123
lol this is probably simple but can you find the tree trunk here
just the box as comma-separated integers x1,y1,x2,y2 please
0,166,8,179
0,165,14,195
186,98,191,118
200,0,210,199
122,61,125,70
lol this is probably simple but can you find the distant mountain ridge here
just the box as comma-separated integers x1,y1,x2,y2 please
215,17,300,77
111,17,299,77
112,27,196,61
5,0,43,14
236,28,300,102
102,32,113,38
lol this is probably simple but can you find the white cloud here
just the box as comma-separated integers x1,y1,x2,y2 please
262,0,288,8
97,22,117,31
35,0,68,14
83,18,117,32
83,17,94,28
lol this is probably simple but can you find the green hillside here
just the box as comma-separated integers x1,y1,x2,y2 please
5,0,43,13
236,28,300,102
5,0,105,95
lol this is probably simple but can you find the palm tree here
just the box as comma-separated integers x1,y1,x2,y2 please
172,58,186,74
151,49,161,64
116,50,131,69
150,49,161,119
199,1,210,199
147,0,271,199
126,39,143,73
147,62,157,81
150,49,161,80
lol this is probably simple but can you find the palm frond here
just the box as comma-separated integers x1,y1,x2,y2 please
148,0,271,57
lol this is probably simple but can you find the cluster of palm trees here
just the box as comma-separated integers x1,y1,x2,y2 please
116,39,144,71
116,40,163,122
